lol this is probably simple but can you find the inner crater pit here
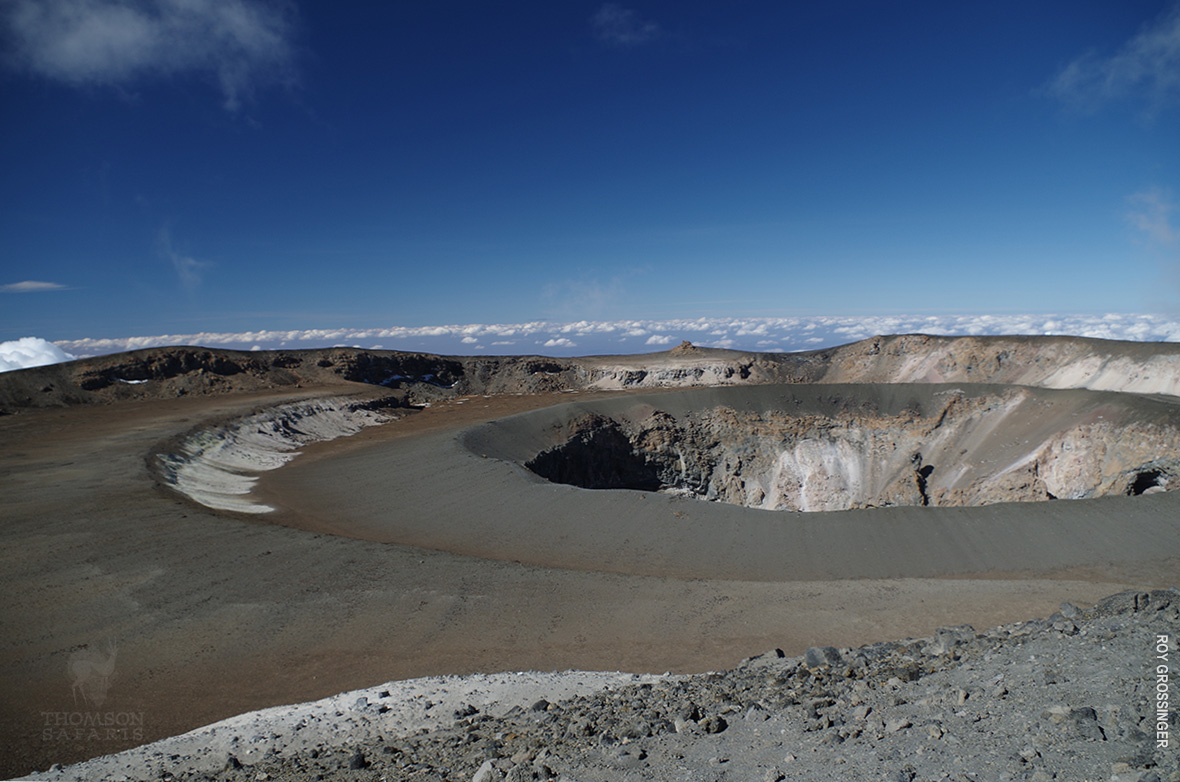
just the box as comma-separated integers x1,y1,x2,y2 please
513,384,1180,512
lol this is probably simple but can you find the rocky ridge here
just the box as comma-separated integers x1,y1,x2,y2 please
8,334,1180,413
30,589,1180,782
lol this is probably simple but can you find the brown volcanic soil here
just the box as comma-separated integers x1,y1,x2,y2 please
1,338,1177,777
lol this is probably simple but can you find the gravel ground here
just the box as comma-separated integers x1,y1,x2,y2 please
26,589,1180,782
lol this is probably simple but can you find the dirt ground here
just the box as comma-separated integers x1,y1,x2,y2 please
0,387,1171,778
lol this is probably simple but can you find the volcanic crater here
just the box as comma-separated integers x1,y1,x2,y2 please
507,383,1180,512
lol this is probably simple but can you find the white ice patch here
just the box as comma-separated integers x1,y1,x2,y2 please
157,398,395,513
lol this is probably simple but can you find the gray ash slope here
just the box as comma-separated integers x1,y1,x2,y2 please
152,589,1179,782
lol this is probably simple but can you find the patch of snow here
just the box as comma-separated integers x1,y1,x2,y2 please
156,398,395,514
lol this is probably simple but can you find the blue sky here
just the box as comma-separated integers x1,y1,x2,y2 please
2,1,1179,356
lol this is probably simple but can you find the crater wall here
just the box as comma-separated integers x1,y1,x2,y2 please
473,384,1180,512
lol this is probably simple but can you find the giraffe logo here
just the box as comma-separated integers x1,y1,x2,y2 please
67,639,118,708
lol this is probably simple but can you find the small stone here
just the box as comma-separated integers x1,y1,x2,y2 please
1070,706,1106,741
1052,618,1079,635
890,767,917,782
606,748,646,769
746,648,787,666
928,625,975,655
1044,705,1070,723
348,751,369,770
805,646,843,667
745,705,769,721
472,759,503,782
701,715,728,734
885,718,912,734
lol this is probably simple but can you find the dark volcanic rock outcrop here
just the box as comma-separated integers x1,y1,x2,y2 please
0,347,588,411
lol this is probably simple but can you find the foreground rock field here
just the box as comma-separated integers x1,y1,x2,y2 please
36,589,1179,782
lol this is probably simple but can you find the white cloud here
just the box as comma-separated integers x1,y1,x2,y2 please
1128,187,1179,247
541,278,626,320
2,0,297,110
645,334,673,345
1049,3,1180,114
158,227,211,292
0,280,66,293
50,313,1180,360
0,337,76,372
591,3,661,47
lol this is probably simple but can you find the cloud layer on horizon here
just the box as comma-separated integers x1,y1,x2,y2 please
37,313,1180,366
0,337,77,372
